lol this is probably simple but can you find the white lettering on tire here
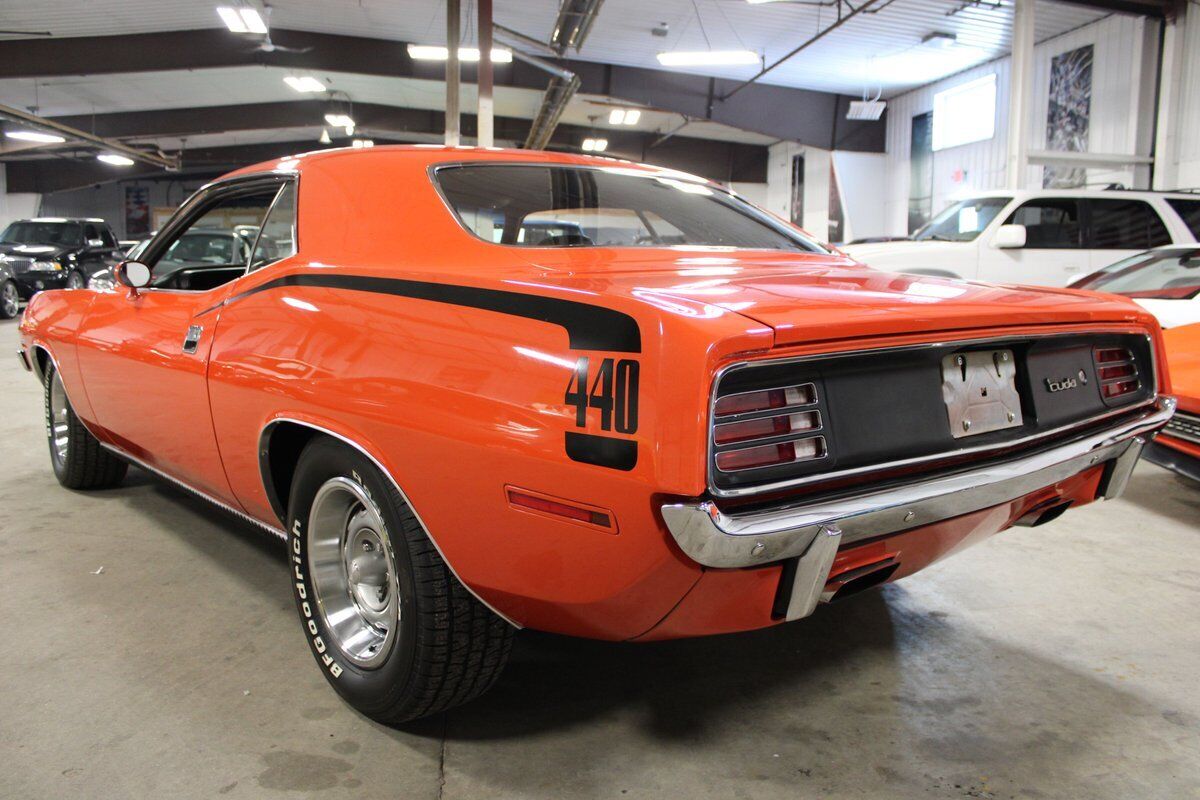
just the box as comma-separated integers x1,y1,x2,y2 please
292,518,343,679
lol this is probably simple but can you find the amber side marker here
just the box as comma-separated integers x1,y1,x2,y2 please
506,487,616,532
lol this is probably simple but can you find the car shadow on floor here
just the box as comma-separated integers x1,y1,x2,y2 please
1118,463,1200,527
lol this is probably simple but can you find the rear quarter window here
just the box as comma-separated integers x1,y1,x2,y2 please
1088,199,1172,249
1166,198,1200,239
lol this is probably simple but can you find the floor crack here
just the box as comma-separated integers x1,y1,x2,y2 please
436,712,448,800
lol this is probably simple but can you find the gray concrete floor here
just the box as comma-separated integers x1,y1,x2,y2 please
1,317,1198,800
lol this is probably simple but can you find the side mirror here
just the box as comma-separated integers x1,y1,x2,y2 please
993,224,1027,249
115,260,151,296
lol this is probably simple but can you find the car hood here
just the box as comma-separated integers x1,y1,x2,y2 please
841,239,972,263
0,241,74,260
531,251,1155,347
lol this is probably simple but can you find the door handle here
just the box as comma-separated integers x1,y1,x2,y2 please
182,324,203,354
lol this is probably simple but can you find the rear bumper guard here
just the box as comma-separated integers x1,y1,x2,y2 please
661,395,1175,619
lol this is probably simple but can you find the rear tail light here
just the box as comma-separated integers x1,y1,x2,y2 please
713,384,814,416
712,381,825,473
1093,346,1140,401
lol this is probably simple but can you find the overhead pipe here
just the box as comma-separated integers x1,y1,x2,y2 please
477,0,494,147
0,102,178,170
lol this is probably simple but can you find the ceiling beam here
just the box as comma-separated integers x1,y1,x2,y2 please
0,101,179,169
0,29,884,152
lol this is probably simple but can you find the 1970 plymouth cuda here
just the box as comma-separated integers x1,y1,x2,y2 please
18,147,1175,723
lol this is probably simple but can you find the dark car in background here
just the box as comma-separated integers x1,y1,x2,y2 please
0,217,124,300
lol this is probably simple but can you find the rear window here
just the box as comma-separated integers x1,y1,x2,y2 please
1088,199,1172,249
1166,198,1200,239
1075,248,1200,299
435,164,825,252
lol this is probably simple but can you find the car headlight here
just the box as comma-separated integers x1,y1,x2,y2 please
29,260,63,272
87,272,117,292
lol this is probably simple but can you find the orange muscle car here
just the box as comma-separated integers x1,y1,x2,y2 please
1144,323,1200,481
18,147,1176,723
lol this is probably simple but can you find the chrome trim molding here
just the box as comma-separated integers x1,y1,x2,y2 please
260,418,521,629
101,443,288,541
667,395,1175,570
707,331,1161,498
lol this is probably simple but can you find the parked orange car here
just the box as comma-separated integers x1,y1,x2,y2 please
1145,323,1200,481
18,147,1175,722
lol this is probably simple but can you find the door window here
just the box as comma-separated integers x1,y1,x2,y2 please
1087,199,1171,249
147,185,281,291
1004,199,1081,248
248,182,297,271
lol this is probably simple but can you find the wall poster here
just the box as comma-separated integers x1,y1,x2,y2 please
1044,44,1093,189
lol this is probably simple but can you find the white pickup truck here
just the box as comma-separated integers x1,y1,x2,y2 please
843,189,1200,287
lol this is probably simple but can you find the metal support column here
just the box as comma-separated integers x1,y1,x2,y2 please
477,0,494,148
445,0,461,146
1005,0,1034,189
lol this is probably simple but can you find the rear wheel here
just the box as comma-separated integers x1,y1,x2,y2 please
0,280,18,319
287,437,513,723
44,363,128,489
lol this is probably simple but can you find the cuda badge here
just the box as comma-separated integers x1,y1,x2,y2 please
1045,377,1079,393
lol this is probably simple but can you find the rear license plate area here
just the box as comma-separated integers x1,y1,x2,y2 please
941,349,1024,438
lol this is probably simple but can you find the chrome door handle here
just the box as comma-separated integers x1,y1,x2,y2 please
182,324,203,354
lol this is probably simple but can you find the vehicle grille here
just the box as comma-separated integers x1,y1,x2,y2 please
1164,412,1200,445
2,257,33,274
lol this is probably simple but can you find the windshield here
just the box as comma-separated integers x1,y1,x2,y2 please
912,197,1011,242
1074,249,1200,299
0,221,83,247
436,164,827,252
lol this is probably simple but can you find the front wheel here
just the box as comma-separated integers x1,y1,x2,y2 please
287,437,513,723
66,270,86,290
44,364,128,489
0,280,19,319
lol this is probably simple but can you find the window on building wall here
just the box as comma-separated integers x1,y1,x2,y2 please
932,74,997,151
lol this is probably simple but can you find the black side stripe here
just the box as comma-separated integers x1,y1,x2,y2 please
200,274,641,353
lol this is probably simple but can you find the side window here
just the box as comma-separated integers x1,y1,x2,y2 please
146,185,280,291
1005,199,1081,249
83,223,102,244
249,182,297,271
100,227,118,248
1166,199,1200,239
1088,199,1172,250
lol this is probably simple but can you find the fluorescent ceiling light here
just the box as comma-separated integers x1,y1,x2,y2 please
608,108,642,125
657,50,759,67
283,75,326,93
581,138,608,152
324,113,355,128
407,44,513,63
351,139,375,148
97,154,135,166
217,6,267,34
846,100,886,120
5,130,66,143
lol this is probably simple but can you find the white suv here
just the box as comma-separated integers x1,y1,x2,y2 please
842,189,1200,287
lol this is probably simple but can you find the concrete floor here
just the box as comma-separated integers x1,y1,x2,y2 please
1,316,1198,800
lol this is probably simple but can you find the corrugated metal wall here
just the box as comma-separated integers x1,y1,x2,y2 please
882,14,1157,236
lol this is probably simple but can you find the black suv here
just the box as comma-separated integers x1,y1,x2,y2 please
0,217,124,301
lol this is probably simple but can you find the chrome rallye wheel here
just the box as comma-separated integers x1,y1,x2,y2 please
43,363,127,489
287,437,513,723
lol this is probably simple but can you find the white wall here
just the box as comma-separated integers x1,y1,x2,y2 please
832,152,888,241
1155,3,1200,190
0,165,42,232
883,14,1159,236
766,141,833,241
37,178,203,237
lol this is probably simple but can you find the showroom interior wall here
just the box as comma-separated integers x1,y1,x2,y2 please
37,178,205,238
880,13,1161,236
1156,4,1200,190
0,165,41,231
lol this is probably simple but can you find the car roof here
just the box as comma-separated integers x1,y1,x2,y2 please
222,144,712,186
941,188,1200,200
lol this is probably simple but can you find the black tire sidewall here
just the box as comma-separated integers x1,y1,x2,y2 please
287,438,420,716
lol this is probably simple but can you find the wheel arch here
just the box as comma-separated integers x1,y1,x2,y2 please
257,416,521,628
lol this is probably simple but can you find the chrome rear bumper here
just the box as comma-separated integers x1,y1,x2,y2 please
661,396,1175,614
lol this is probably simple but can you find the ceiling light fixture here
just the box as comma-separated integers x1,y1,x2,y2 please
97,154,135,166
608,108,642,126
351,139,375,148
216,6,267,35
846,100,886,120
657,50,759,67
283,75,326,93
318,128,332,144
5,130,66,143
324,113,355,130
581,138,608,152
407,44,513,63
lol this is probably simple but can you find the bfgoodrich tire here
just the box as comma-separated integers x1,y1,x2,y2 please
44,363,128,489
287,437,513,723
